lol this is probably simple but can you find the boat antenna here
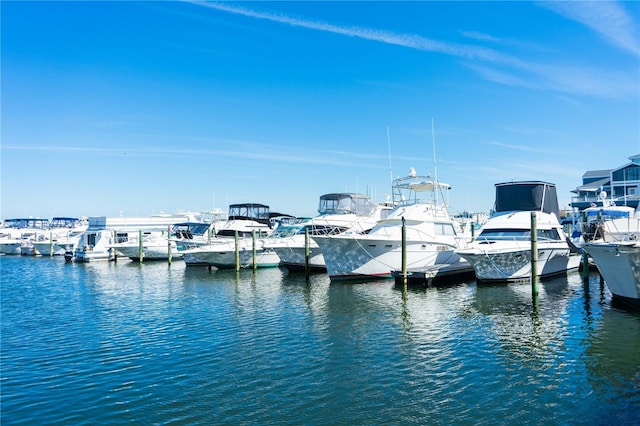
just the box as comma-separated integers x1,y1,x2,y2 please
387,126,393,187
431,118,439,204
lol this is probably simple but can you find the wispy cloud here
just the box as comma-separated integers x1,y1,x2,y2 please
488,141,552,154
187,1,526,67
186,1,638,99
2,142,390,170
539,0,640,56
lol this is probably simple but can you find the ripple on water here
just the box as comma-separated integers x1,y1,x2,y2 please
1,257,639,425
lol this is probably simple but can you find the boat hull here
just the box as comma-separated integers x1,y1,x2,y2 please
583,242,640,302
0,241,22,255
182,239,281,268
112,242,183,261
457,246,581,282
315,235,463,280
74,249,114,262
269,240,326,271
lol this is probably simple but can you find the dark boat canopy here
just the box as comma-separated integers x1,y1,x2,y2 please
494,181,560,217
228,203,271,223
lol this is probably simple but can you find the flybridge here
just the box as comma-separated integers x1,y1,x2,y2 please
392,174,451,207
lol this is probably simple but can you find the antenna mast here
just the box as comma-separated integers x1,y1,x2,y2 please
431,118,439,204
387,126,393,188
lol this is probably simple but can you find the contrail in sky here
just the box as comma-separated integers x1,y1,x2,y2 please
187,0,526,67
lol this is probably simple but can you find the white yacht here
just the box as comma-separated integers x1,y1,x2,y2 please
110,210,228,262
0,218,50,255
73,213,200,262
581,204,640,306
456,181,581,282
31,217,89,256
583,241,640,305
264,193,393,272
181,203,288,268
573,192,640,245
173,209,228,252
313,169,471,280
109,229,182,261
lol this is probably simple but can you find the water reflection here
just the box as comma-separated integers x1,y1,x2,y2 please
584,304,640,412
3,256,640,425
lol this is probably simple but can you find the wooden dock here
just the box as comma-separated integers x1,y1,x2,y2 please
392,262,476,287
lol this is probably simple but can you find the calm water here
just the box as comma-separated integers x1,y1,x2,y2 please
1,255,639,425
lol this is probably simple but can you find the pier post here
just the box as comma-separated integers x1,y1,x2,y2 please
582,250,590,282
581,211,590,283
305,227,310,281
167,225,172,265
139,229,143,263
401,217,407,288
49,231,54,257
252,230,257,271
530,212,539,300
112,230,118,261
235,230,240,272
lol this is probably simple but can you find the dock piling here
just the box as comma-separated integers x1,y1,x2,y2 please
138,229,143,263
252,230,257,271
167,225,172,265
305,227,310,281
235,230,240,272
531,211,539,300
401,217,407,289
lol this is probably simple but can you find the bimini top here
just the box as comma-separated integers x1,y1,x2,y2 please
494,181,560,217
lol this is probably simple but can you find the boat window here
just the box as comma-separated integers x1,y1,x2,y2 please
537,229,561,241
216,230,268,238
478,228,561,241
435,223,456,236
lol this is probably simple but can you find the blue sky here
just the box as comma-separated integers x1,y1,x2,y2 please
2,1,639,220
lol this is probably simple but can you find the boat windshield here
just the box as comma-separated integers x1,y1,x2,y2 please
50,217,83,228
2,218,50,229
478,228,561,241
298,224,349,236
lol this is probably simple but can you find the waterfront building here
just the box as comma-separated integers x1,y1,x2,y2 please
571,154,640,212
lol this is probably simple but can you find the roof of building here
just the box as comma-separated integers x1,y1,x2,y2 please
582,169,611,178
573,177,610,193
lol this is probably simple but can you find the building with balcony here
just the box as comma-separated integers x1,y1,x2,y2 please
571,154,640,212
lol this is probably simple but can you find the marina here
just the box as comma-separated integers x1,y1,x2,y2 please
4,1,639,422
2,157,640,424
1,254,639,425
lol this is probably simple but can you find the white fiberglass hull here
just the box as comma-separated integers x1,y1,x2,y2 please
74,249,114,262
32,240,78,256
457,243,581,282
0,240,23,255
112,241,183,261
315,235,463,280
583,242,640,302
183,239,281,268
266,236,326,271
